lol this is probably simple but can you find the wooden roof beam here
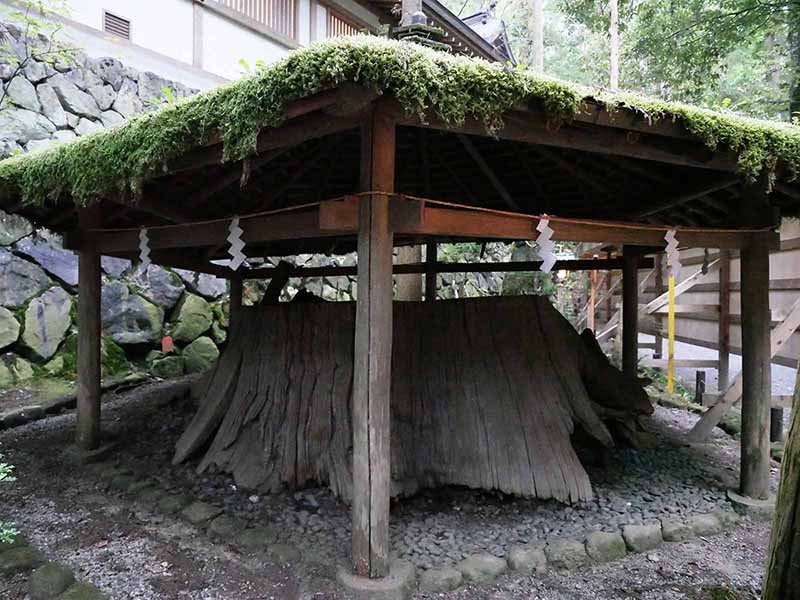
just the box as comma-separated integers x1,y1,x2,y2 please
634,177,740,219
456,134,519,209
533,146,615,199
393,104,741,171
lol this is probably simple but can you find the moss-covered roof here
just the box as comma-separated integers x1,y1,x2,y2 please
1,35,799,209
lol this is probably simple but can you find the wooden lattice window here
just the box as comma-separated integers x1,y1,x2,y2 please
219,0,297,39
327,10,361,38
103,11,131,40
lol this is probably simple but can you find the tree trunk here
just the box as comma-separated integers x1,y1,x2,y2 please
174,296,653,503
530,0,545,73
609,0,620,91
762,368,800,600
787,3,800,120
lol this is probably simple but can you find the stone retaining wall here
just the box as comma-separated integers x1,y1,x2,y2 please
0,19,537,387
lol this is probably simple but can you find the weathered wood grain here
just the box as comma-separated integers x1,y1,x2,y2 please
174,296,652,505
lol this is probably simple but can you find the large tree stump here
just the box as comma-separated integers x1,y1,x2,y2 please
174,296,652,503
762,368,800,600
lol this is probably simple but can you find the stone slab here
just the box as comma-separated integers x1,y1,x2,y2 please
456,553,507,583
28,562,75,599
622,524,663,553
418,567,462,593
544,538,588,570
727,489,776,521
180,501,223,525
507,544,547,574
585,531,627,563
336,560,416,600
661,520,693,543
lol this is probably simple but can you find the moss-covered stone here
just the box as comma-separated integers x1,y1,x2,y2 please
172,293,212,343
0,306,20,350
28,562,75,599
57,334,129,377
21,286,72,360
0,545,44,575
183,336,219,373
210,321,227,345
0,353,34,387
59,582,109,600
150,355,184,379
1,37,798,211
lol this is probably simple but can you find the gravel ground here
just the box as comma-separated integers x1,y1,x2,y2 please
0,378,781,599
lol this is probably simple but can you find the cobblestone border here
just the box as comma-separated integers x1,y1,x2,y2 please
2,453,750,599
0,532,109,599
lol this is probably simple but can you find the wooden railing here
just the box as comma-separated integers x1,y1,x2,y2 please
327,10,361,38
219,0,296,39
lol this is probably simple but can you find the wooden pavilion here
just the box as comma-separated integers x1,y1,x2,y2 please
1,36,799,581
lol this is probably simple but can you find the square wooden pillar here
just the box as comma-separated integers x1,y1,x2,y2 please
229,277,243,328
717,249,731,395
739,175,773,499
622,246,639,379
76,207,103,451
425,241,437,301
352,104,395,578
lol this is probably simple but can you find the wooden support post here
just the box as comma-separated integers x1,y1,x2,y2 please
770,408,784,443
75,207,103,451
667,273,676,394
229,277,243,328
695,371,706,405
622,246,639,379
604,250,613,323
396,246,423,300
425,241,437,301
588,270,597,332
352,105,395,579
718,249,731,392
654,255,664,359
739,230,772,500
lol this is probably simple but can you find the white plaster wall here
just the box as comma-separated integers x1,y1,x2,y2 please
65,0,194,65
201,9,289,80
297,0,311,46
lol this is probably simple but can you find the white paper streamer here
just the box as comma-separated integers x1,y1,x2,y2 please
138,228,151,269
536,217,557,273
664,229,681,278
227,216,247,270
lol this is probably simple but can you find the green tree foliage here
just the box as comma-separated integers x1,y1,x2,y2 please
0,453,18,544
553,0,796,120
0,0,75,110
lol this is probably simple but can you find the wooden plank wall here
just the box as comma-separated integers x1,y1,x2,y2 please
635,221,800,369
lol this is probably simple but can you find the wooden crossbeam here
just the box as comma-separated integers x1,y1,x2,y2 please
67,196,771,254
242,257,654,280
652,304,720,316
688,296,800,442
702,393,795,409
641,358,719,369
643,260,720,314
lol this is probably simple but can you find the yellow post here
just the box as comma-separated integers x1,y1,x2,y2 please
667,274,676,393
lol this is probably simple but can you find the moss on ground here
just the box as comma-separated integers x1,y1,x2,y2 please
0,36,799,210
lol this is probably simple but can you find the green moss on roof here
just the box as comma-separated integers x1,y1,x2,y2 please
1,35,799,208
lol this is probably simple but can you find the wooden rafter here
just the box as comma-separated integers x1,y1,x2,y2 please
456,134,519,209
